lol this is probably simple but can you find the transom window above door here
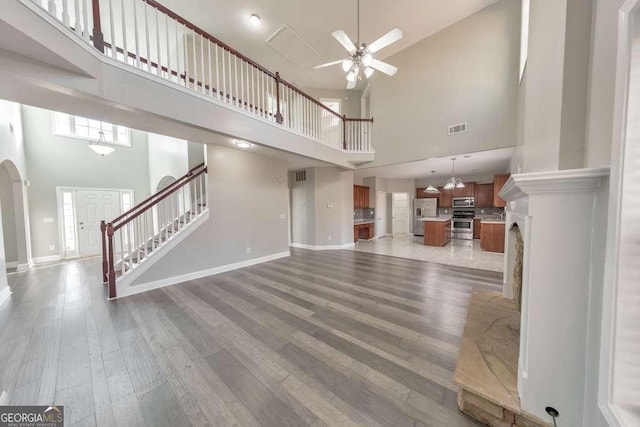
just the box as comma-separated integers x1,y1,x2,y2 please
52,112,131,146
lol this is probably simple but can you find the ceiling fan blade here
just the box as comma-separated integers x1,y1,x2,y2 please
314,59,344,70
367,28,403,53
370,59,398,76
346,79,357,90
332,30,357,53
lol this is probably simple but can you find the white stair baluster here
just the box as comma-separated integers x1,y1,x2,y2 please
107,0,116,58
143,0,150,72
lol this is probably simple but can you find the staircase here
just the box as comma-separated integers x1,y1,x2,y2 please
101,163,209,299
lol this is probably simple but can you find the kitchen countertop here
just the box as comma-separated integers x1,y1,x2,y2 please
475,215,506,224
354,220,375,225
418,216,451,222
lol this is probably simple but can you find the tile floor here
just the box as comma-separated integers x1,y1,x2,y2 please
352,235,505,273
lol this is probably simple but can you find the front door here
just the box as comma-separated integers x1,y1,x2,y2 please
76,189,121,257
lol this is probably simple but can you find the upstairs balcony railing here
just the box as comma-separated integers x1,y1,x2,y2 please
27,0,374,152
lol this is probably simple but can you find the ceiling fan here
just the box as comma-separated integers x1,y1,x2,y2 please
314,0,403,89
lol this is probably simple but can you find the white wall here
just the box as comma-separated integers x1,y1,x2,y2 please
147,133,189,192
584,0,626,168
130,145,289,284
22,106,151,258
369,0,520,167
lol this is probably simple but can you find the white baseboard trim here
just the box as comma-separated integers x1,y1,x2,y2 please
17,262,33,272
32,255,63,264
5,261,18,269
115,251,290,299
0,286,12,307
290,242,355,251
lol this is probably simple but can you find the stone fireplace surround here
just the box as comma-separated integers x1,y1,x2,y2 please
499,167,609,426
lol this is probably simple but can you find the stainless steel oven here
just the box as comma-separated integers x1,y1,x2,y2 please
452,197,475,208
451,210,475,240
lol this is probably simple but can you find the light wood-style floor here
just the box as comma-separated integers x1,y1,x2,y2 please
0,249,502,426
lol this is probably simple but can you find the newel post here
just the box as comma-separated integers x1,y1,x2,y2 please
275,72,284,124
100,220,108,283
342,115,347,150
106,224,116,299
91,0,105,53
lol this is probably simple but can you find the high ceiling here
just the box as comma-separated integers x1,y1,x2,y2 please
354,147,515,180
159,0,499,90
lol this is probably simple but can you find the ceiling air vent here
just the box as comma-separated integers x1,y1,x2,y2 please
448,122,467,136
294,170,307,182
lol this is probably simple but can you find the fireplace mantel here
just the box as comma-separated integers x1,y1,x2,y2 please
497,167,610,426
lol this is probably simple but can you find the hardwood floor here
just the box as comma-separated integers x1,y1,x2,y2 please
0,249,502,426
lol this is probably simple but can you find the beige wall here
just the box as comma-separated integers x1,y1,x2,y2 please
369,0,520,167
302,88,362,118
132,145,290,284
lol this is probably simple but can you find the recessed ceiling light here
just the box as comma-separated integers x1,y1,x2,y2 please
249,14,261,26
234,140,252,149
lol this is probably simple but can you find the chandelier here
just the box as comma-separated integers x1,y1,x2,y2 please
444,158,464,190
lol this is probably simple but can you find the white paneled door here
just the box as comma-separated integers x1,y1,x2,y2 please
76,189,121,257
376,191,388,238
392,193,410,235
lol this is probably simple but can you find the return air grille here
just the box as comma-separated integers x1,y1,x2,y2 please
448,123,468,135
294,170,307,182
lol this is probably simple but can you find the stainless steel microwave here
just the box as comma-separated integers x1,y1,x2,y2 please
452,197,475,208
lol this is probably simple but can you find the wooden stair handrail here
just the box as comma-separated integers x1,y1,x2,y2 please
112,167,207,232
110,163,205,226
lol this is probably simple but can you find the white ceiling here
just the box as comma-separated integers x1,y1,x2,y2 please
354,147,515,180
159,0,499,89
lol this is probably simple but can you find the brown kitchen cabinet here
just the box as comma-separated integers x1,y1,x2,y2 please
354,223,375,242
475,183,494,208
416,188,439,199
439,188,452,208
473,218,482,239
353,185,370,209
480,222,505,253
423,220,451,247
493,174,510,208
453,182,476,198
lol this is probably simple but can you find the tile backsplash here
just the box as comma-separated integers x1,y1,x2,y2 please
354,208,375,221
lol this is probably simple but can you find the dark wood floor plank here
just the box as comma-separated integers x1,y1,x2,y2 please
206,349,309,427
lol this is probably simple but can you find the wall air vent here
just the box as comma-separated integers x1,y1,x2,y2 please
448,123,468,135
294,170,307,182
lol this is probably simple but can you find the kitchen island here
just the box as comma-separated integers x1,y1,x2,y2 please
419,217,451,246
480,219,505,253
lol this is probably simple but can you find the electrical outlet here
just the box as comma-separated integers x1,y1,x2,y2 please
444,209,449,214
328,236,332,241
246,247,251,254
280,214,285,219
49,244,55,251
481,209,485,214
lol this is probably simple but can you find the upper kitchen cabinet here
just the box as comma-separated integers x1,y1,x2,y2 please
475,183,494,208
439,188,452,208
453,182,476,198
493,174,510,207
353,185,370,208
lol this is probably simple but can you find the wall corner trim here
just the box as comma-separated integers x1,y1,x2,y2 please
115,251,291,299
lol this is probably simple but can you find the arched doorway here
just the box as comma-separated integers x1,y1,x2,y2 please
0,159,30,272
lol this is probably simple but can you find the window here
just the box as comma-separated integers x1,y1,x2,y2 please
519,0,530,83
62,191,76,252
53,112,131,146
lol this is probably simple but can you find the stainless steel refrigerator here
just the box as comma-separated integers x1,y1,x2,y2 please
413,198,439,236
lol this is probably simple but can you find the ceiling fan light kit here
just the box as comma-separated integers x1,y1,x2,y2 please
314,0,402,88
